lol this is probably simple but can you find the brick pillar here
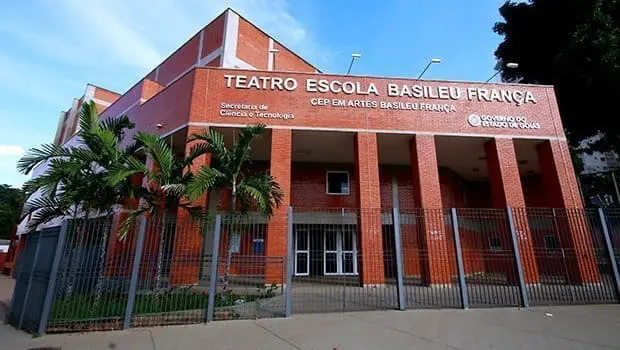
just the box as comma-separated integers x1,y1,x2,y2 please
485,138,540,283
266,129,291,285
354,132,385,285
409,135,451,284
102,171,145,278
537,140,599,283
170,126,211,285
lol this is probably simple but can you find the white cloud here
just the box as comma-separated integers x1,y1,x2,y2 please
0,145,25,156
0,20,90,67
60,0,163,70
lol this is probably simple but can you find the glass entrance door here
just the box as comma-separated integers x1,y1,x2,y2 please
295,229,309,276
324,230,339,275
341,229,357,275
324,229,358,275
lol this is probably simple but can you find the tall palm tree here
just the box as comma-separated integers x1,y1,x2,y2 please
18,100,141,300
186,124,283,290
107,131,211,287
18,101,139,229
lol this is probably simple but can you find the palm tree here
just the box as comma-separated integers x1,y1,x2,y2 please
18,101,139,229
107,131,211,288
18,101,141,300
186,124,283,290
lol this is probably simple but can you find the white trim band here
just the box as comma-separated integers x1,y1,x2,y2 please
221,10,239,68
268,38,274,71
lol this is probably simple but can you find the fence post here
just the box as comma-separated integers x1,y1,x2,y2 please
19,230,44,329
450,208,469,310
506,207,529,308
285,207,294,317
612,172,620,206
37,221,69,335
206,215,222,322
123,216,148,329
391,207,406,311
598,208,620,301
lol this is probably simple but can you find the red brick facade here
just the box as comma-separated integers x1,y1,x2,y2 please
39,8,597,287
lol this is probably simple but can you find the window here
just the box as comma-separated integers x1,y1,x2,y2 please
544,235,560,253
326,171,350,195
488,236,502,252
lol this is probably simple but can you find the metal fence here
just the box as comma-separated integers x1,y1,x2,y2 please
290,208,398,313
518,208,619,305
9,226,63,334
8,206,620,335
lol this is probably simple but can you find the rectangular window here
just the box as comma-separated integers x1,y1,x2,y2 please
326,171,350,195
488,236,502,252
544,235,560,253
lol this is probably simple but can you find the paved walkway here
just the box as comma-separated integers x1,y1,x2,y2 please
0,274,15,323
2,274,620,349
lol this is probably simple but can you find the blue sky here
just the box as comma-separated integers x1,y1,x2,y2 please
0,0,507,188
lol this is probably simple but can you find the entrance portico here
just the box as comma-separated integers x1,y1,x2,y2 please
156,67,591,287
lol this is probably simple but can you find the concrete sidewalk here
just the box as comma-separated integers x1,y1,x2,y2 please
2,274,620,350
0,274,15,323
1,304,620,350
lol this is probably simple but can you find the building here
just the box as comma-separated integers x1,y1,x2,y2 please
577,134,620,175
20,8,596,287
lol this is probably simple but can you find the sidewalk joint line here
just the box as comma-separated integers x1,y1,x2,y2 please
345,313,461,350
149,329,157,350
253,320,304,350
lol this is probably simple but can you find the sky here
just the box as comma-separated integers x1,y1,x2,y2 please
0,0,508,188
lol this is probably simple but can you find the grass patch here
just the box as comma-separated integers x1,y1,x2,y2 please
49,285,279,322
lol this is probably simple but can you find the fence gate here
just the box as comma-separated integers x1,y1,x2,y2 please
289,209,399,313
9,226,62,333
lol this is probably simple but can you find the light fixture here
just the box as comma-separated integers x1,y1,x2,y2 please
156,123,163,129
346,53,362,75
417,58,442,79
484,62,519,83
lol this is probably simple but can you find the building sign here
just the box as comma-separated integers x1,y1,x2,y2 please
219,102,295,120
467,114,541,130
223,74,537,106
213,72,549,136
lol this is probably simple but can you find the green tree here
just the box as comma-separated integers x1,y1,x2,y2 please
18,101,141,299
107,131,211,287
0,185,24,240
493,0,620,152
109,124,282,289
187,125,283,290
18,101,140,229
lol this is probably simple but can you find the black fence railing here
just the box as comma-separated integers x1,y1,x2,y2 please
8,207,620,335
